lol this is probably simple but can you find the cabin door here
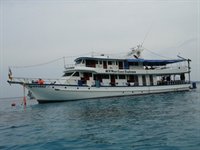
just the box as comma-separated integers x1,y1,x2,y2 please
150,75,154,86
110,75,116,86
119,61,123,69
142,75,146,86
103,61,107,69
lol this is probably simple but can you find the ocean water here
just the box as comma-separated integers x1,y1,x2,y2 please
0,86,200,150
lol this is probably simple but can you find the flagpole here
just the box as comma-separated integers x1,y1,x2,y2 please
23,84,27,107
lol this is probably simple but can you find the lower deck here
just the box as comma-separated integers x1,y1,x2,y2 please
62,72,189,88
26,83,191,103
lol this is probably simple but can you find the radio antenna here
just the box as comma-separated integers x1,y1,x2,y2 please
141,21,153,47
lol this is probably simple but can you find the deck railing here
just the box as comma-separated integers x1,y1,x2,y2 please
64,64,75,69
8,77,190,87
9,77,67,85
157,80,190,85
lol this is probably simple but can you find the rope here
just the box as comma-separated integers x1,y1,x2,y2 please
143,47,175,59
9,52,92,69
10,57,64,69
9,49,179,70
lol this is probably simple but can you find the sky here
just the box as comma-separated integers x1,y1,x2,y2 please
0,0,199,98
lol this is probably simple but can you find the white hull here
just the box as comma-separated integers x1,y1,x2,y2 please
27,84,191,103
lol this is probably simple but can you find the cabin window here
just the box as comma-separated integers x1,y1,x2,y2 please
142,75,146,86
99,61,102,65
74,72,80,77
86,60,96,68
110,75,116,84
128,75,138,82
119,61,123,69
63,72,79,77
108,61,112,65
83,73,92,80
119,75,125,79
102,74,109,79
180,74,185,81
150,75,153,85
124,61,129,69
95,60,98,64
128,62,138,66
103,61,107,69
83,73,92,77
63,72,73,77
76,59,82,65
93,74,102,82
128,62,133,66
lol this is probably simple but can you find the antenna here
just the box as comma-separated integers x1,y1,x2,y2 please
127,45,143,59
177,55,187,60
141,21,153,47
63,57,66,68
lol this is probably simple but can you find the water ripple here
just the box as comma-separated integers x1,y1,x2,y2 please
0,87,200,149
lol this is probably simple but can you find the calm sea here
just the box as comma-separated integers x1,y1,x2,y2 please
0,85,200,150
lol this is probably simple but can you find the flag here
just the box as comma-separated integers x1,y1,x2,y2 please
8,67,12,80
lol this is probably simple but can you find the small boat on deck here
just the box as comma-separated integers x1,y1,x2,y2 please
8,45,192,103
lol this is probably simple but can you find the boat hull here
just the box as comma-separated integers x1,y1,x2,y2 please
26,84,191,103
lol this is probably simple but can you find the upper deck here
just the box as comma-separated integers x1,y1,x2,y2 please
64,56,189,75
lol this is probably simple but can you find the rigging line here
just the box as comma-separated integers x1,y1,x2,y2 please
141,21,154,46
10,57,64,69
143,47,175,59
64,52,92,58
0,96,24,100
91,50,127,56
10,52,92,69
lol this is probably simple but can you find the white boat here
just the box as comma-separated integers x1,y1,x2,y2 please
8,45,192,103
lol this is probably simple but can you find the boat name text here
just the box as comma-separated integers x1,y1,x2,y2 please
105,70,136,74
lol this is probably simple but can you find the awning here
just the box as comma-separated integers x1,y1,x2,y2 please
127,59,185,66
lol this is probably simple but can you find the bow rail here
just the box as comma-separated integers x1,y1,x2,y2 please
8,77,67,85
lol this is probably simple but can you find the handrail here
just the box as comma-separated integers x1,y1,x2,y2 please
8,77,190,87
8,77,68,85
64,64,75,69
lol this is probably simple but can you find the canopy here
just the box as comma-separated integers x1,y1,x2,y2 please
75,57,186,66
127,59,185,66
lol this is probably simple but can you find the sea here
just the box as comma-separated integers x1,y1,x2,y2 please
0,85,200,150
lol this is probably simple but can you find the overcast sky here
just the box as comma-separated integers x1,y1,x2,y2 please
0,0,199,98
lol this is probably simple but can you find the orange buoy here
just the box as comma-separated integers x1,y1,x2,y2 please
37,78,45,85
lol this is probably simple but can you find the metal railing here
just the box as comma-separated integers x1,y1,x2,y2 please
8,77,190,87
64,64,75,69
9,77,67,85
157,80,190,85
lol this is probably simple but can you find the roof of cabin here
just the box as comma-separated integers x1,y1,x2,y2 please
126,59,185,66
75,57,186,66
75,56,124,62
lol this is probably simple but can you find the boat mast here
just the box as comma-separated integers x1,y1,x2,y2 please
177,55,191,83
188,59,191,83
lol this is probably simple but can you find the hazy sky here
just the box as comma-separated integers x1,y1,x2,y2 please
0,0,199,98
